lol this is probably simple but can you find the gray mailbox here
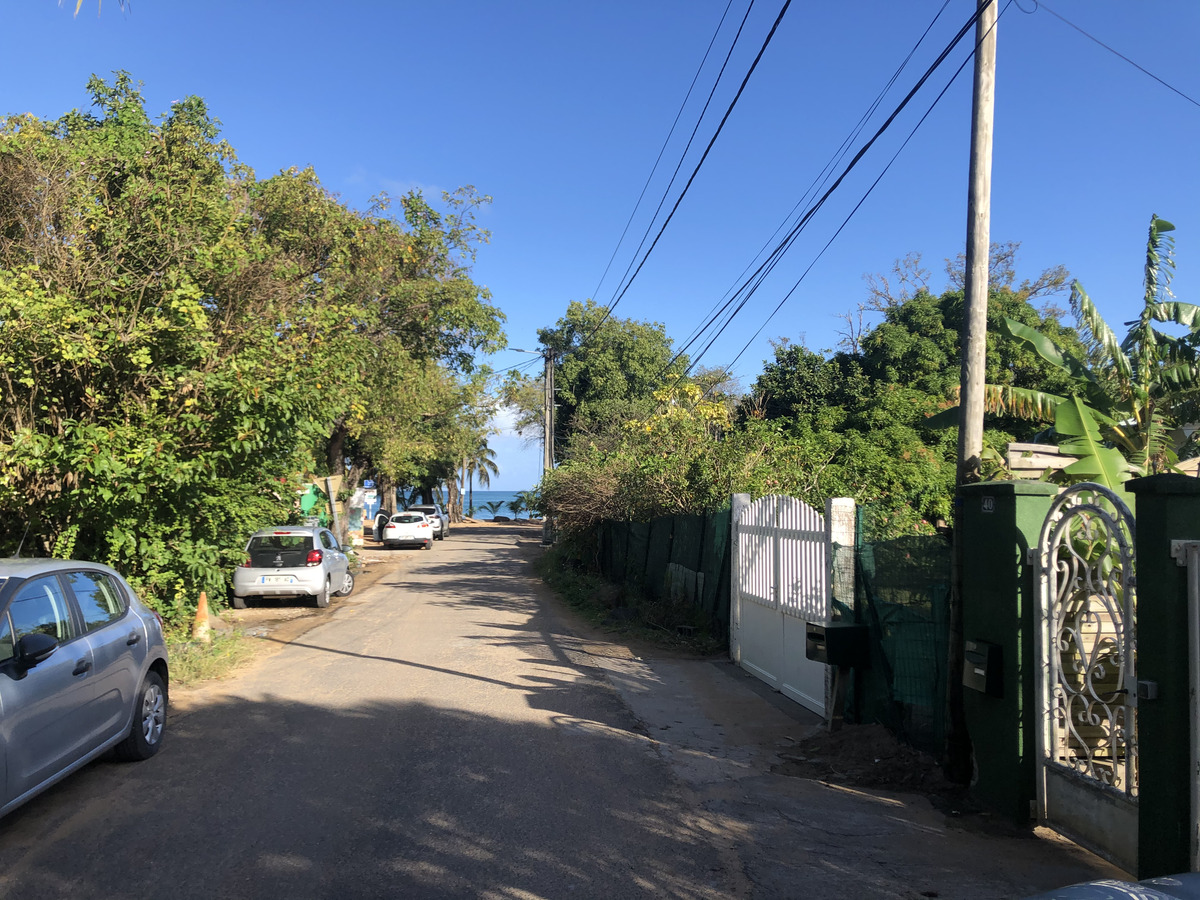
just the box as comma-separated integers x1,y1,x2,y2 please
963,638,1003,698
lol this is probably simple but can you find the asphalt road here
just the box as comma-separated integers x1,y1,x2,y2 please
0,524,742,899
0,523,1127,899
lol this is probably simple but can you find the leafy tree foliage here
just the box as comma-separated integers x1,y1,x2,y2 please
0,74,503,625
534,299,688,456
538,267,1081,538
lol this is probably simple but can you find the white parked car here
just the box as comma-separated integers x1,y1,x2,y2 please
408,504,449,540
232,526,353,609
382,512,434,550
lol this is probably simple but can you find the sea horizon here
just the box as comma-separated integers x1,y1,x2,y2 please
456,489,537,520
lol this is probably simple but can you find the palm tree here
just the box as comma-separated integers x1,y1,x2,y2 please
515,489,541,519
461,440,499,521
989,215,1200,493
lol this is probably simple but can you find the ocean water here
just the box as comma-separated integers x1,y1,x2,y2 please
460,489,536,520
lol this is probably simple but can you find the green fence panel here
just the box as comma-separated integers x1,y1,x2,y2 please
852,535,952,757
701,508,731,632
577,507,733,638
623,522,651,594
645,517,674,600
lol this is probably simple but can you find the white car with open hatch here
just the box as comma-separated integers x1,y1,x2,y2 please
382,512,434,550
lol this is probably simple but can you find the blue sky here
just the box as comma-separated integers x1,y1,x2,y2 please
3,1,1198,490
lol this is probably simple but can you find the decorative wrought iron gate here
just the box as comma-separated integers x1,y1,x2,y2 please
1035,483,1138,872
730,495,828,715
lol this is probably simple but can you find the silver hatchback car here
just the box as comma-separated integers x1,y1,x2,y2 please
0,558,170,819
231,526,354,609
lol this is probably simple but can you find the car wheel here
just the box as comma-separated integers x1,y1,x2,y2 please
336,570,355,597
315,576,331,608
114,671,167,762
232,594,247,610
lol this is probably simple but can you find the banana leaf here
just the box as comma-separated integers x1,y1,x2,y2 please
1054,396,1138,496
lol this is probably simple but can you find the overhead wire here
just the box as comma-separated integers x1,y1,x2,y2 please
568,0,794,357
674,0,954,362
713,2,1011,384
670,0,994,386
586,0,746,309
1030,1,1200,109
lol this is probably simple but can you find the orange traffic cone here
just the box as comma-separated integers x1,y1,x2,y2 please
192,591,212,643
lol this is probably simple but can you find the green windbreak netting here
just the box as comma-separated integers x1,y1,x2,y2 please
593,507,731,637
833,534,952,757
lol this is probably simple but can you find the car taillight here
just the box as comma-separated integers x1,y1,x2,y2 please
306,549,323,566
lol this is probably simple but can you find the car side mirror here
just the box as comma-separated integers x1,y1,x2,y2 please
16,632,58,670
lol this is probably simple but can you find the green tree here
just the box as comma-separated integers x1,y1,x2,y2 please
0,74,505,624
529,299,688,457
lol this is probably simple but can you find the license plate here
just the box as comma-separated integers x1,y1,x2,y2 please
261,575,295,585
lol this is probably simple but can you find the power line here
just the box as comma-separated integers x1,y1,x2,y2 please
586,0,744,308
670,1,991,383
1030,1,1200,109
714,5,1002,383
599,1,757,314
572,0,794,354
674,0,955,363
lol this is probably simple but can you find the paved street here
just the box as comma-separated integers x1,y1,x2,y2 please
0,523,1125,899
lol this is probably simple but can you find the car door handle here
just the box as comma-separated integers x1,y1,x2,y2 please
126,632,141,646
73,658,92,676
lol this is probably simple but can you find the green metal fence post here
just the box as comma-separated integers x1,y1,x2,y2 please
1126,473,1200,877
959,480,1059,825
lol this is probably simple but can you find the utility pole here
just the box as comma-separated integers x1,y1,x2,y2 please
542,349,555,476
541,349,556,544
947,0,997,784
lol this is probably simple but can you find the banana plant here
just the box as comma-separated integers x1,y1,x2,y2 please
986,215,1200,492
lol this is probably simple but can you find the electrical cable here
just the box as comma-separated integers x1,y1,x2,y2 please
665,0,990,387
599,1,757,314
673,0,954,362
585,0,743,307
1033,1,1200,109
571,0,794,355
492,355,544,377
711,5,1003,386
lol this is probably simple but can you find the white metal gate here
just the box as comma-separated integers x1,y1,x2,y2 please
1035,483,1138,872
730,495,828,716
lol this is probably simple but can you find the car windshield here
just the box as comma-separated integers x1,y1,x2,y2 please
392,514,423,523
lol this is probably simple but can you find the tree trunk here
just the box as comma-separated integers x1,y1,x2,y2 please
327,420,348,477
